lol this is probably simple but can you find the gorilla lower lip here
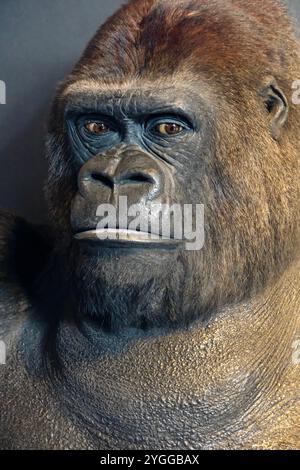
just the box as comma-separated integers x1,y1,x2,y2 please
74,228,181,245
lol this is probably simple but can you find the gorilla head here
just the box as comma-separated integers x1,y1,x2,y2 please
45,0,300,332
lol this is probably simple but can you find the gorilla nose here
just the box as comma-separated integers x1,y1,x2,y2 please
78,151,163,203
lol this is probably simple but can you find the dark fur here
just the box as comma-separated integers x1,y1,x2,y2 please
0,211,53,289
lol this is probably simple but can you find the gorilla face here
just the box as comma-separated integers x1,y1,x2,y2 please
68,86,208,248
61,85,211,330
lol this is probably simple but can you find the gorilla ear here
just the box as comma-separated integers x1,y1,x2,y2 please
260,78,289,140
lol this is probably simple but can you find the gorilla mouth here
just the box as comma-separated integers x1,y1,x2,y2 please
74,228,182,248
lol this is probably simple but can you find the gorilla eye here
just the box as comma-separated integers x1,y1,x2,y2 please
154,123,184,136
84,121,111,135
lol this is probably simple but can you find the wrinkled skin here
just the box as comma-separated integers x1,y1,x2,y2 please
0,0,300,449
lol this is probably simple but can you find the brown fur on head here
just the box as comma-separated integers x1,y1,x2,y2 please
45,0,300,328
68,0,299,81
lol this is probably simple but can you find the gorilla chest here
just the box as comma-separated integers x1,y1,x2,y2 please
3,321,293,450
40,327,269,450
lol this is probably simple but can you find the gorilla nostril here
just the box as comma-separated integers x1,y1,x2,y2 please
120,172,155,186
90,172,114,189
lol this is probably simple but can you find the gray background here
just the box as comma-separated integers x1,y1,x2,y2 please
0,0,299,223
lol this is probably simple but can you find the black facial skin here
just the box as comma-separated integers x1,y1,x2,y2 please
68,91,202,238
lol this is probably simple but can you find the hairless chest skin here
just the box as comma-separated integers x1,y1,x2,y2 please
0,0,300,450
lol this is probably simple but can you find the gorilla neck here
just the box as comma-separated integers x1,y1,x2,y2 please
42,258,300,448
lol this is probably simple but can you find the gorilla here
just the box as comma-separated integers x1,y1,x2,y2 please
0,0,299,450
